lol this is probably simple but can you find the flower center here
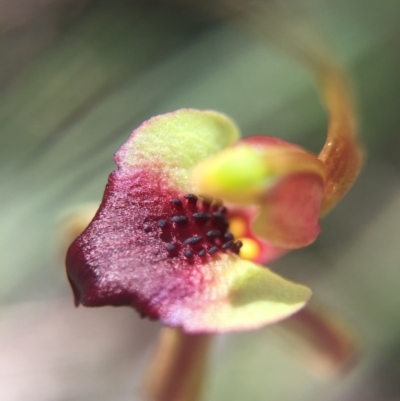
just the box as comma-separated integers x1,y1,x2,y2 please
144,193,242,260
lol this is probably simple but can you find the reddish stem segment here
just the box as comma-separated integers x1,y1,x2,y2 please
278,305,358,375
143,328,213,401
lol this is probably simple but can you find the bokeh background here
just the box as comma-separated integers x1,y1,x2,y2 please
1,0,400,400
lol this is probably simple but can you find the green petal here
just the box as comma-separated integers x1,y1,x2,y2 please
163,254,311,333
192,146,269,204
115,109,240,190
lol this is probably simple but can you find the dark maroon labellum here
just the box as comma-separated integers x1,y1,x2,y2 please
66,171,241,321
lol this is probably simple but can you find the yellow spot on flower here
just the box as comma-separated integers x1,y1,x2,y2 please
237,237,260,261
229,218,247,238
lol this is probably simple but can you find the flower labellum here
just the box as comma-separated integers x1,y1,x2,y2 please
66,109,312,333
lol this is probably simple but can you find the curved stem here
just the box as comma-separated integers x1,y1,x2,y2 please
233,1,364,214
255,4,364,214
317,66,363,215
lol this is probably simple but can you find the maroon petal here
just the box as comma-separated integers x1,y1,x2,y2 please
66,168,242,319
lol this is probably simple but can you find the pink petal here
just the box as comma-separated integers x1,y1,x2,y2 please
241,137,325,248
252,172,324,248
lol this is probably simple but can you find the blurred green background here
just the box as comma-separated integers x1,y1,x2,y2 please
1,0,400,400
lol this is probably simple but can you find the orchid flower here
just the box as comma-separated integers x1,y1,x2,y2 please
66,73,362,334
66,109,311,333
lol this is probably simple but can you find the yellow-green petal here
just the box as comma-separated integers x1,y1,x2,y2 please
115,109,240,191
191,146,269,204
163,254,311,333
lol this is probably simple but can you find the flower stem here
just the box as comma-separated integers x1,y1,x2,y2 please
278,305,358,376
143,327,213,401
